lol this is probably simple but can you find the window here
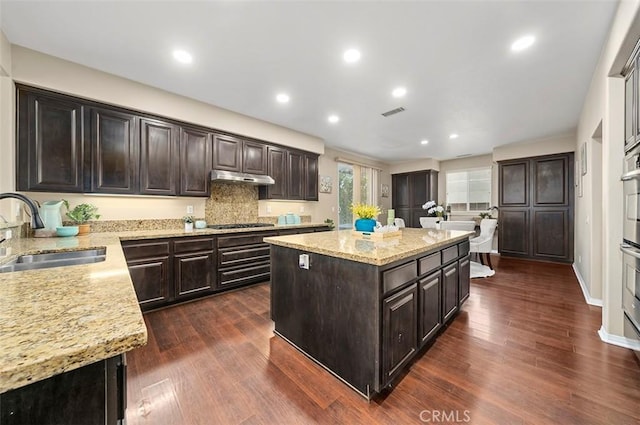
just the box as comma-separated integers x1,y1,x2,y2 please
338,162,380,229
446,167,491,212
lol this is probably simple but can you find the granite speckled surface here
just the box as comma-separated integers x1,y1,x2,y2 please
0,233,147,394
206,182,259,224
264,228,474,266
0,222,327,393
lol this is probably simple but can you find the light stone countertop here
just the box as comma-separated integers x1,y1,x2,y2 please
0,222,327,394
264,228,474,266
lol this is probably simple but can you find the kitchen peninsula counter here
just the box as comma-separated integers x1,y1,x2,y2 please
265,228,473,399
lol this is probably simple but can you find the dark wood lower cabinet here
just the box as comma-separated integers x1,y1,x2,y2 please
458,255,471,304
442,262,459,322
0,355,125,425
122,240,172,311
382,283,418,381
419,271,442,347
174,251,214,298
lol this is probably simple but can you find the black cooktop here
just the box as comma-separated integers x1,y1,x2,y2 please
207,223,275,230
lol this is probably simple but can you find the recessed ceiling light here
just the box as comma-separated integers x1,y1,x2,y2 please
421,140,429,145
392,87,407,98
511,35,535,52
172,49,193,64
449,133,459,139
343,48,361,64
276,93,290,103
328,114,340,124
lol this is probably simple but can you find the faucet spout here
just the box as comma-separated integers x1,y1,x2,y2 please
0,193,45,229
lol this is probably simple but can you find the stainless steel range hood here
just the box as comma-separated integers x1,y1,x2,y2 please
210,169,275,185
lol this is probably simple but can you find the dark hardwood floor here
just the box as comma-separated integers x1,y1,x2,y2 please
126,256,640,425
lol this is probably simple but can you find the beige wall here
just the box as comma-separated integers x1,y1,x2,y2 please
576,0,640,339
3,46,327,222
0,29,16,223
492,132,576,162
389,158,440,174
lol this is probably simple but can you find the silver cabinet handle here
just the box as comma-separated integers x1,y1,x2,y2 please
621,169,640,181
620,243,640,259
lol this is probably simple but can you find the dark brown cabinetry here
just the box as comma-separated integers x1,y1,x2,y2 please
0,355,125,425
304,153,319,201
122,240,172,311
458,255,471,304
243,140,268,175
498,153,574,263
382,283,418,382
212,134,243,172
140,118,179,195
88,107,139,194
179,126,212,196
624,47,640,151
16,88,85,192
260,146,288,199
392,170,438,227
419,271,442,347
173,237,215,299
287,150,305,200
442,261,459,322
217,232,275,290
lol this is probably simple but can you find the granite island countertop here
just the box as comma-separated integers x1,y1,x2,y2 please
264,228,474,266
0,222,327,394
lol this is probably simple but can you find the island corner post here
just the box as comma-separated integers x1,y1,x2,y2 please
265,229,472,399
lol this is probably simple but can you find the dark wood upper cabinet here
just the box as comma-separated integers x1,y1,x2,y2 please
392,170,438,227
140,118,179,196
88,107,138,194
287,150,305,200
304,153,319,201
499,161,528,206
260,146,288,199
392,174,410,209
16,87,84,192
213,134,242,172
626,67,636,149
410,172,429,208
498,152,574,263
636,56,640,144
242,140,267,175
179,127,212,197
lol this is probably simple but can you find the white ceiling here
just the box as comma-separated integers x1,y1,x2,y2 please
0,0,618,162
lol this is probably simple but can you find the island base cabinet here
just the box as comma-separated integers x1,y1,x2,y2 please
419,271,443,347
0,355,126,425
459,255,471,304
443,262,459,322
382,283,418,384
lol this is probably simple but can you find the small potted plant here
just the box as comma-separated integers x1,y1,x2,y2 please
324,218,335,230
183,215,195,232
62,200,100,235
350,203,381,232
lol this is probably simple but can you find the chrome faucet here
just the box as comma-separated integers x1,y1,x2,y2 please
0,193,45,230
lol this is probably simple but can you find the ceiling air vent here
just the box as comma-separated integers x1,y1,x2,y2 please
456,154,472,158
381,107,405,117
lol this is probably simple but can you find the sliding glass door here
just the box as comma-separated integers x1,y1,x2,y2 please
338,162,380,229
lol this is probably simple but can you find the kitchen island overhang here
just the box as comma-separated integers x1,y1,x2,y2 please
264,228,473,399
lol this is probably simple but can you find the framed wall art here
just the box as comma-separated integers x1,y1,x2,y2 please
319,175,332,193
381,183,389,198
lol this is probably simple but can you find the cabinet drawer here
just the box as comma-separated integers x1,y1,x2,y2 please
217,232,276,248
458,239,470,257
122,241,170,260
383,261,418,294
218,262,271,287
219,245,271,268
442,245,458,264
174,237,214,254
418,252,441,276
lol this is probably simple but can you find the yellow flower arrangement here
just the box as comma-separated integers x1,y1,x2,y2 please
350,203,381,219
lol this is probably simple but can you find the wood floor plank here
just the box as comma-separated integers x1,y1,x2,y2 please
126,257,640,424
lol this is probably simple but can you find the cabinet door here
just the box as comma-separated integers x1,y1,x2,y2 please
89,107,138,194
304,153,319,201
626,66,636,149
213,134,242,172
442,262,459,322
382,283,417,383
499,161,529,207
458,255,470,305
179,127,212,197
532,209,571,261
498,209,529,256
410,171,429,208
140,118,178,195
127,256,172,310
174,251,214,299
288,150,305,200
428,170,439,203
392,174,410,208
259,147,287,199
532,156,570,207
242,140,267,175
419,271,442,347
637,56,640,143
16,88,84,192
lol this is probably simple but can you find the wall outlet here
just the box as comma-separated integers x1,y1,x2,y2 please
186,205,194,214
266,205,272,214
331,206,335,212
4,230,12,240
300,206,304,213
299,254,310,270
578,255,582,263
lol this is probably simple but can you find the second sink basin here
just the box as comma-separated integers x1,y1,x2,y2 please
0,248,107,273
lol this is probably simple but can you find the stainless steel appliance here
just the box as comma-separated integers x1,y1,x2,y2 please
622,145,640,247
210,170,275,185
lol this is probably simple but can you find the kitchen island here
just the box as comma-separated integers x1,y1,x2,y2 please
264,228,472,399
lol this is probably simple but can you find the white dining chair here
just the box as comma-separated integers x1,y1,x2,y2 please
394,218,406,228
419,217,441,229
439,221,476,231
469,219,498,270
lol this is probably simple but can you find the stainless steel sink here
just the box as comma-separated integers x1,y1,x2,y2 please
0,248,106,273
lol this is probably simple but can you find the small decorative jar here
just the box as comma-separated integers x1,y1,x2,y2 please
354,218,376,232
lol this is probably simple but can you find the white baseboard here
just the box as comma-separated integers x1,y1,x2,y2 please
572,264,603,307
598,326,640,350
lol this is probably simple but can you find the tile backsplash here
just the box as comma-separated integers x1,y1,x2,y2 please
205,182,259,224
